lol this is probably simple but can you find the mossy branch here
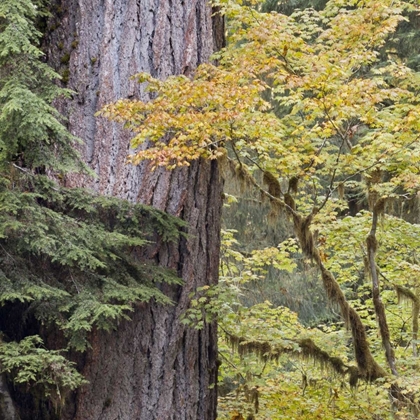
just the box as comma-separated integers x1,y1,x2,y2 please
226,333,360,387
367,199,398,376
227,156,385,381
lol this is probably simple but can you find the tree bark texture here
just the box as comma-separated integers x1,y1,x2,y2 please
0,375,19,420
9,1,224,419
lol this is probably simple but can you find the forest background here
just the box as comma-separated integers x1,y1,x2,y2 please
2,0,420,419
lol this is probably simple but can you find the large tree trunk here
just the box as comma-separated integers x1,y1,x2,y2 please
8,0,223,419
61,159,223,420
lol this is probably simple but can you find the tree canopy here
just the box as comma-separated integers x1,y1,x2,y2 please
3,0,420,417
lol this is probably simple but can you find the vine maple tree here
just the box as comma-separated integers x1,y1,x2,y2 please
100,0,420,417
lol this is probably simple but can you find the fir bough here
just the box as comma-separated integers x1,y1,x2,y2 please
0,0,185,402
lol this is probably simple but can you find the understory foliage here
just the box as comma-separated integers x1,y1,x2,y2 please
0,0,183,405
102,0,420,417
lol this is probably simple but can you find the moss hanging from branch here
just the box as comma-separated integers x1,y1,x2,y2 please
225,162,386,381
226,333,359,387
396,285,420,357
291,210,386,380
288,176,299,195
263,171,282,198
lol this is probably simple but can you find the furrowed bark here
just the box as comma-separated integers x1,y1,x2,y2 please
6,0,225,419
61,160,223,420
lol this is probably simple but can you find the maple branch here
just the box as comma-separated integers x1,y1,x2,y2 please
341,134,420,186
273,47,298,76
230,140,244,170
245,156,277,183
321,101,349,147
226,156,296,217
317,136,346,213
302,137,328,175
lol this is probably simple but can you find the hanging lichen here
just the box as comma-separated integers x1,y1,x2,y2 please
396,285,420,357
226,333,360,387
263,171,282,198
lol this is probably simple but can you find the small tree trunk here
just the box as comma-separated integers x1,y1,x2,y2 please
413,292,419,358
367,200,398,376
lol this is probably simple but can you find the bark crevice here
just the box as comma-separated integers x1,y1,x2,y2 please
7,0,225,418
